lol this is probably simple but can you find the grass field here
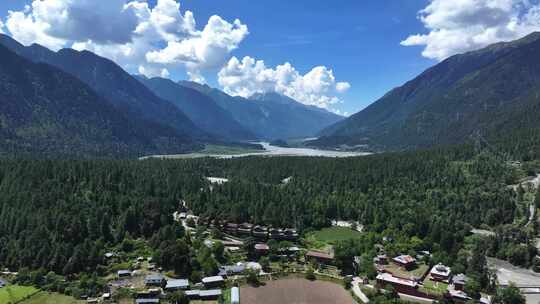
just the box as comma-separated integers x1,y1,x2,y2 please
308,227,363,244
19,291,84,304
420,279,449,295
0,285,39,303
382,263,430,279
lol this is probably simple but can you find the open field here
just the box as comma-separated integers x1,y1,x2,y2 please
0,285,39,303
382,263,430,279
20,291,84,304
240,278,354,304
308,227,363,244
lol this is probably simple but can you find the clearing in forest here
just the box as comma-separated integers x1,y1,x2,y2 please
308,227,363,244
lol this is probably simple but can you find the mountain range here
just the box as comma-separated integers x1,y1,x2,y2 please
314,32,540,152
0,34,343,157
178,81,343,140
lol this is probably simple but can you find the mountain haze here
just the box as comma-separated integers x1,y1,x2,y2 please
179,81,344,140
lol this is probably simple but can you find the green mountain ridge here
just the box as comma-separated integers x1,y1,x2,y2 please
0,44,199,157
315,32,540,156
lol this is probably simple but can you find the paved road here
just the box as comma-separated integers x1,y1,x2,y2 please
352,277,370,303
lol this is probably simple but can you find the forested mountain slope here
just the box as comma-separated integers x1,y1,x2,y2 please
136,76,255,141
0,45,198,157
180,81,343,140
317,32,540,153
0,34,206,141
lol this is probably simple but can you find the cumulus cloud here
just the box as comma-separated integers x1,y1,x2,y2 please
402,0,540,60
3,0,248,80
218,56,350,110
0,19,4,34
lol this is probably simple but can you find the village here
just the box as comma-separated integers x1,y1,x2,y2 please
15,198,494,304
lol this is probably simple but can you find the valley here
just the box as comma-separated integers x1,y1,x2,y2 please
0,3,539,304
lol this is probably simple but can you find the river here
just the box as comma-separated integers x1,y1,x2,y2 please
141,142,370,159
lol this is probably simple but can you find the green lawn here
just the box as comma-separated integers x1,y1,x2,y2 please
20,291,84,304
0,285,39,303
308,227,363,244
420,279,449,296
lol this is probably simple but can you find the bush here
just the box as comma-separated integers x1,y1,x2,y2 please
343,277,353,289
305,269,316,281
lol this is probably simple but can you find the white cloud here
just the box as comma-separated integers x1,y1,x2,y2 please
146,15,248,72
218,56,350,110
3,0,248,80
402,0,540,60
0,19,4,34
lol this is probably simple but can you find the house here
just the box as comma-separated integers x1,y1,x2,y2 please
254,243,270,255
202,275,224,288
185,290,201,299
269,228,285,240
231,287,240,304
87,299,99,303
144,274,165,286
252,226,269,238
393,255,417,270
448,289,472,302
283,228,299,240
165,279,189,291
238,223,254,236
452,274,468,291
225,223,239,234
374,254,388,265
218,264,245,277
104,252,115,259
430,263,451,282
117,270,132,278
305,251,334,264
200,289,222,300
102,293,111,300
376,272,418,294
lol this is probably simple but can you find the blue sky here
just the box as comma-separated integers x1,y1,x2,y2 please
1,0,538,115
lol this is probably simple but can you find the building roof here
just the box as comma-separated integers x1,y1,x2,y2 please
306,251,334,260
255,243,269,250
200,289,222,297
117,270,131,276
202,276,224,284
145,274,165,281
449,290,471,300
219,264,245,275
185,290,200,296
165,279,189,289
393,255,416,264
430,263,451,277
377,273,418,287
135,299,160,304
453,273,468,285
231,287,240,303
